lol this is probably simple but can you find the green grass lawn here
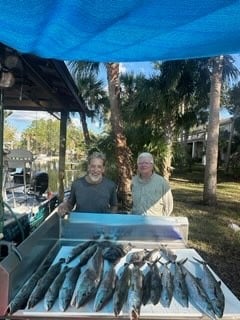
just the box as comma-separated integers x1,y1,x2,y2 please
170,167,240,300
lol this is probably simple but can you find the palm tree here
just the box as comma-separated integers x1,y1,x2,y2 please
203,55,239,206
75,73,108,145
120,59,211,180
106,63,133,209
203,56,224,206
225,82,240,171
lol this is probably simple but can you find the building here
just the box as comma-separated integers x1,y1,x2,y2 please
184,117,233,164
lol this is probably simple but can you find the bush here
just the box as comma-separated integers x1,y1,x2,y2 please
229,152,240,179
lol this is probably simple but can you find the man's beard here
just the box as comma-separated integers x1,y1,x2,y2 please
87,173,103,184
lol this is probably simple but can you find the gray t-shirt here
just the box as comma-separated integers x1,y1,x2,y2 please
67,176,118,213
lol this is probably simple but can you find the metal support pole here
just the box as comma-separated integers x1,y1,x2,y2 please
0,89,4,239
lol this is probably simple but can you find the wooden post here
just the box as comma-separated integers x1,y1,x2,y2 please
58,111,68,202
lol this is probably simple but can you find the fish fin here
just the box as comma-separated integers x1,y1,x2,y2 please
177,257,188,265
192,257,205,265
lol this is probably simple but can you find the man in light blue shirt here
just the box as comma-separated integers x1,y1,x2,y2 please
132,152,173,216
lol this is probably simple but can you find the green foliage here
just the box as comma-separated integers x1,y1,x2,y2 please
119,59,213,176
4,123,17,147
67,124,86,157
20,119,60,155
229,151,240,179
172,142,189,168
228,81,240,113
19,118,87,158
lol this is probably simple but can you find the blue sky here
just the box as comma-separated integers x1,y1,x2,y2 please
7,61,154,134
6,58,236,135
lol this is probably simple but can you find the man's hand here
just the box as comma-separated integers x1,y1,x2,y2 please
57,202,68,217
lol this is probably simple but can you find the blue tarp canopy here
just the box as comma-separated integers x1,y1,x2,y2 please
0,0,240,62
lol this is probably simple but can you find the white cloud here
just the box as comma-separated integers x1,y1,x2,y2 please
8,110,54,122
119,63,127,74
6,111,58,133
70,115,102,132
71,117,81,127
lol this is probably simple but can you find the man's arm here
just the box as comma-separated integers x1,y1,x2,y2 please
162,189,173,216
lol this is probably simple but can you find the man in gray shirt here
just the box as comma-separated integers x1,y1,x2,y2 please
58,152,118,216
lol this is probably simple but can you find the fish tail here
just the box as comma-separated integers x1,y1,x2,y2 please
130,309,139,320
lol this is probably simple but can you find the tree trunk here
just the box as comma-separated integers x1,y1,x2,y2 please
106,63,133,211
162,130,173,180
225,116,235,172
203,56,223,206
162,141,173,180
79,110,91,146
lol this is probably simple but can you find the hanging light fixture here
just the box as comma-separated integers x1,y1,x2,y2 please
0,64,15,88
0,71,15,88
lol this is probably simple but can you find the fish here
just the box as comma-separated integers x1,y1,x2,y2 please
193,257,225,318
58,263,81,311
85,245,103,275
65,240,96,263
150,262,162,305
93,262,116,312
27,258,65,309
159,262,173,308
141,264,152,305
73,246,103,308
73,268,101,308
181,264,216,320
128,266,143,320
144,248,161,263
78,243,98,267
102,242,132,264
44,265,70,311
159,244,177,262
126,249,147,265
172,259,188,308
7,254,55,314
113,263,131,316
